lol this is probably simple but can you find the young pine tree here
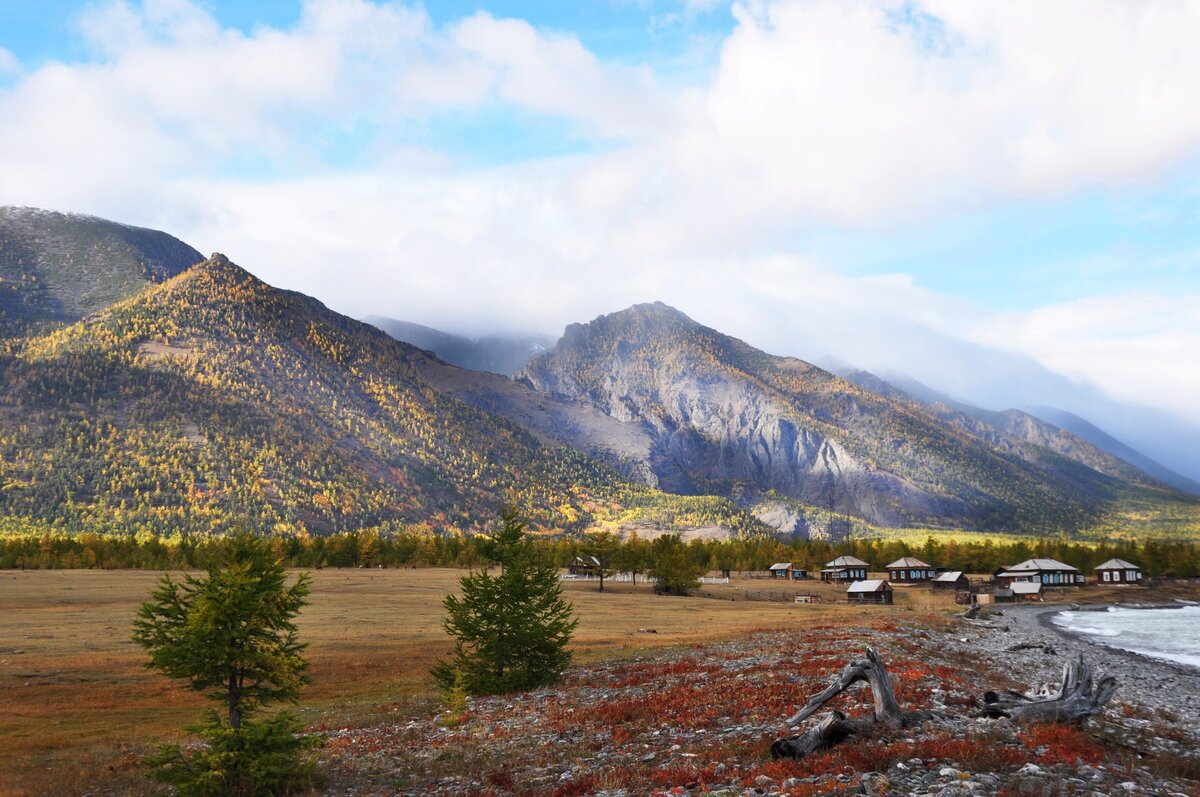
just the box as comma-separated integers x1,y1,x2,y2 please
132,532,317,796
433,510,577,695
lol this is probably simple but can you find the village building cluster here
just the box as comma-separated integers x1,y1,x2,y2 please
762,555,1144,605
563,551,1146,606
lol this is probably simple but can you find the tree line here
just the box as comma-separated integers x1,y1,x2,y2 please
2,528,1198,577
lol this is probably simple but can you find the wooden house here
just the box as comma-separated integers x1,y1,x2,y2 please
846,579,893,605
768,562,792,579
1094,558,1141,584
995,558,1082,587
821,555,870,583
886,557,936,583
932,570,969,591
568,555,602,577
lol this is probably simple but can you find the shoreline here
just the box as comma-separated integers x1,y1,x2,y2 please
1035,601,1200,678
932,601,1200,757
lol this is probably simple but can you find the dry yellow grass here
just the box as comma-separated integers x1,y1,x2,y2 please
0,568,955,795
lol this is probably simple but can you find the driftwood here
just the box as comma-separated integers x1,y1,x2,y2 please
771,648,933,759
979,655,1118,723
1006,642,1058,655
772,648,1118,760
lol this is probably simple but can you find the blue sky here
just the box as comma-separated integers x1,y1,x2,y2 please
2,0,1200,475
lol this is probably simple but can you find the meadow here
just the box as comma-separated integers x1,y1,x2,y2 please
5,565,1180,796
0,567,945,796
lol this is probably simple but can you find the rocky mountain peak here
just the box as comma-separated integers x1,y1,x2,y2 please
556,301,704,351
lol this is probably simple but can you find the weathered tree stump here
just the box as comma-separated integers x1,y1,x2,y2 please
771,648,932,759
771,648,1118,759
979,655,1118,723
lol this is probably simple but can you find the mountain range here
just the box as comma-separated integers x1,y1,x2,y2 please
1,207,1196,541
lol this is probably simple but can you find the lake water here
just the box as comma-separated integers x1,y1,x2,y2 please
1052,604,1200,669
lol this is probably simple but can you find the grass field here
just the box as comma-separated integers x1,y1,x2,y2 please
2,566,1159,795
0,567,956,795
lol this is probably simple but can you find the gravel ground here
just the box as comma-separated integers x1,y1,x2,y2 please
315,606,1200,796
945,602,1200,734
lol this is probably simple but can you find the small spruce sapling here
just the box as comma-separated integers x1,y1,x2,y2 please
433,509,577,695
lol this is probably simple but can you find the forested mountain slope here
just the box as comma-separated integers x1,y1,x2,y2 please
0,206,202,337
518,302,1195,532
0,256,766,538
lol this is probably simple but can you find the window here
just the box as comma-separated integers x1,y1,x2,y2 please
1102,571,1110,582
1127,570,1137,581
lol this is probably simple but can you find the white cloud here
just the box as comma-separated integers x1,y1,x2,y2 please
973,294,1200,424
651,0,1200,229
4,0,1200,475
0,47,19,78
451,13,674,140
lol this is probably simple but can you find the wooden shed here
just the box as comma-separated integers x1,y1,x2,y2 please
822,555,870,583
932,570,969,591
886,557,936,583
1011,582,1043,601
846,579,893,605
1094,558,1141,584
568,555,602,577
768,562,792,579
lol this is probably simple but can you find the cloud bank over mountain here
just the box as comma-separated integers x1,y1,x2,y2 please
2,0,1199,478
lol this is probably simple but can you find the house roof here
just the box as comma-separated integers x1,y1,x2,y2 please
573,555,601,566
1095,558,1140,570
847,579,891,593
886,557,932,569
1001,558,1079,573
934,571,965,582
1011,582,1043,594
768,562,792,571
825,555,869,568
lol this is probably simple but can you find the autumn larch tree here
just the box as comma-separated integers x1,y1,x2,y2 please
132,532,317,796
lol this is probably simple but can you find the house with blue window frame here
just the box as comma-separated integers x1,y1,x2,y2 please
821,555,870,583
995,558,1083,587
886,557,936,583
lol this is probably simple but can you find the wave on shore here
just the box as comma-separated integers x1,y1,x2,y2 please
1052,604,1200,669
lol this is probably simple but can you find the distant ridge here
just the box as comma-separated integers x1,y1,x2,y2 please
1025,405,1200,497
826,362,1200,498
0,206,203,336
0,246,767,539
365,315,553,376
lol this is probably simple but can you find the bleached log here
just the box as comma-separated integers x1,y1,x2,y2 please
771,648,1117,760
979,655,1118,723
773,647,930,759
771,710,862,759
785,647,903,725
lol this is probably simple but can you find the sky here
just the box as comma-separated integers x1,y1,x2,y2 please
2,0,1200,479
